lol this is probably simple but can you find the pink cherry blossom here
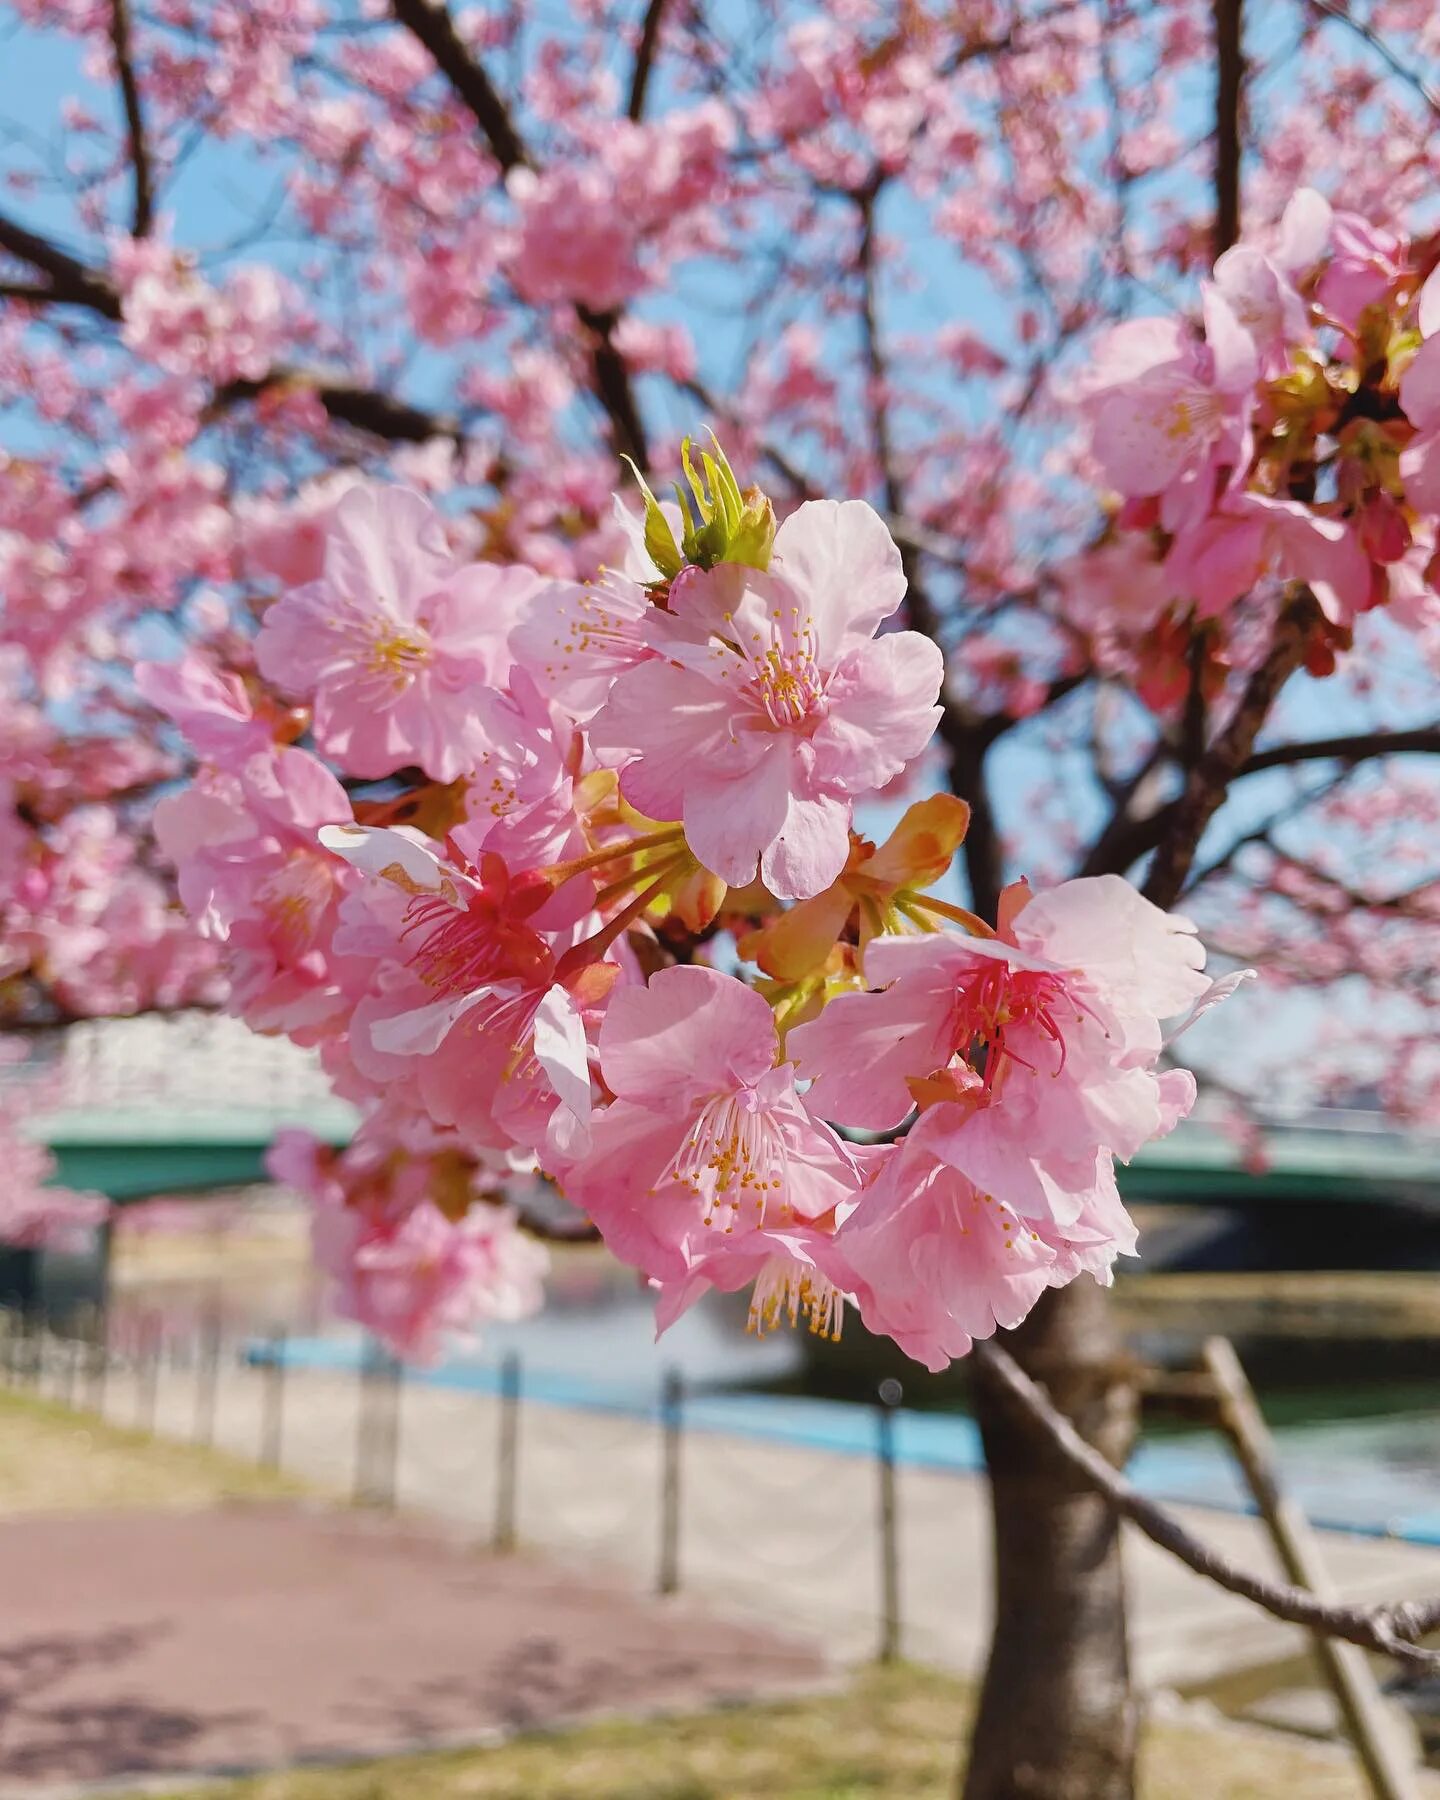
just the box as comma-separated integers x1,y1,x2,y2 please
135,652,274,761
591,501,943,898
792,875,1210,1228
1166,495,1373,624
1083,289,1257,529
832,1128,1057,1372
563,965,865,1307
1316,213,1406,334
317,821,599,1160
267,1127,547,1364
256,485,546,782
153,747,354,1038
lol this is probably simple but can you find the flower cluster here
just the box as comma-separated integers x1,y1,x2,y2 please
145,443,1236,1365
0,1056,109,1256
1065,189,1440,705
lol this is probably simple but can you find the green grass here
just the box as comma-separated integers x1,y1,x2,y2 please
107,1664,1418,1799
0,1385,304,1513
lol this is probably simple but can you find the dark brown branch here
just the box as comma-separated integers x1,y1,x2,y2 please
853,176,1006,917
109,0,155,237
0,282,64,306
512,1211,602,1244
212,369,463,444
1213,0,1245,258
1085,720,1440,882
0,211,122,319
576,304,650,470
1240,725,1440,776
0,208,467,445
388,0,530,171
1142,589,1319,907
628,0,670,122
972,1339,1440,1671
387,0,647,468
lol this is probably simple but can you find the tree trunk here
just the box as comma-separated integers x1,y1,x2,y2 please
961,1277,1139,1800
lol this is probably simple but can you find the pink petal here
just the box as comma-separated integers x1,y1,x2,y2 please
759,790,852,900
812,630,945,793
597,964,776,1108
1401,336,1440,433
680,743,796,889
771,498,908,654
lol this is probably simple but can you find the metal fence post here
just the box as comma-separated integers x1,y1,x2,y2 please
86,1302,108,1417
876,1377,903,1663
376,1349,402,1511
193,1299,222,1448
657,1368,683,1595
22,1307,40,1391
138,1313,161,1434
260,1329,287,1471
354,1335,379,1505
60,1324,80,1410
493,1351,521,1553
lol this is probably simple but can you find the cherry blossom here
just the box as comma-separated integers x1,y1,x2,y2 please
592,500,944,898
256,486,546,782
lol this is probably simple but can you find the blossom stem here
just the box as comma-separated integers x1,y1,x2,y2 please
591,850,688,909
544,826,688,883
907,894,998,937
555,861,688,978
891,895,941,933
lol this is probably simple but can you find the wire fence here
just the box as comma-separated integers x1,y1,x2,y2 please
0,1300,923,1664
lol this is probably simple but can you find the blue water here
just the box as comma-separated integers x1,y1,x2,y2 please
250,1334,1440,1548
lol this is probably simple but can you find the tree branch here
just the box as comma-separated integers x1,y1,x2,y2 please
1306,0,1440,121
0,211,122,319
628,0,670,122
0,207,468,445
1213,0,1245,258
387,0,648,468
972,1338,1440,1671
1085,720,1440,883
1240,724,1440,776
1143,589,1319,908
387,0,530,171
212,368,464,444
576,304,650,470
109,0,155,237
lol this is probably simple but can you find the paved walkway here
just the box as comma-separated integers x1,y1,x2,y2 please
0,1506,822,1791
67,1349,1440,1693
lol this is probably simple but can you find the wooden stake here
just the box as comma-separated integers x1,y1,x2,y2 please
1202,1336,1420,1800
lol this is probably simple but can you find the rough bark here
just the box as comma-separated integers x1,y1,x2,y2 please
961,1278,1139,1800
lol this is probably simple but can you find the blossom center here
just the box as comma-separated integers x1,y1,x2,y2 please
1155,381,1223,449
951,961,1078,1090
748,1257,844,1340
257,851,337,959
725,604,828,730
401,890,552,995
367,620,431,682
331,604,433,704
659,1090,786,1226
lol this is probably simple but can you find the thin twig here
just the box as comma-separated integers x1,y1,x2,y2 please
1241,724,1440,775
972,1339,1440,1671
1307,0,1440,121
